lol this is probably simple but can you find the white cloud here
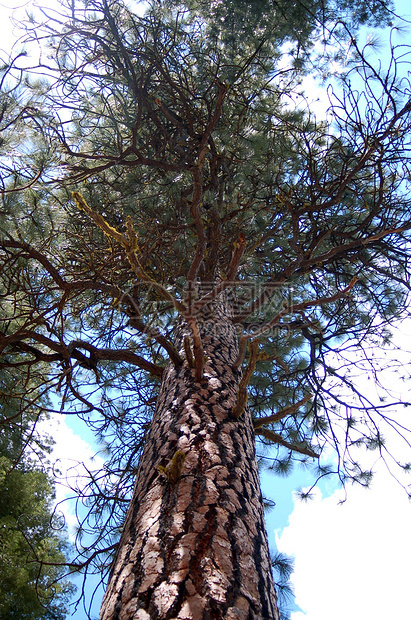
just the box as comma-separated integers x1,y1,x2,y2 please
276,458,411,620
276,318,411,620
40,415,105,534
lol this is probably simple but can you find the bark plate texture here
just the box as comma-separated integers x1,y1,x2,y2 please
100,310,279,620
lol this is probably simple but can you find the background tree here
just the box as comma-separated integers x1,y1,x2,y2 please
1,0,411,617
0,307,74,619
0,60,74,619
0,418,74,620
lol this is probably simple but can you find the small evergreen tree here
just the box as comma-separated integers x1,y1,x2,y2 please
0,445,74,620
0,67,74,616
0,314,74,618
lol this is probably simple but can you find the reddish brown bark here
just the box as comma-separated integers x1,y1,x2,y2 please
100,311,279,619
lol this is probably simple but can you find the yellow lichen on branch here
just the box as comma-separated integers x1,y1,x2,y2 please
72,191,126,246
158,451,186,485
73,191,153,280
72,191,186,315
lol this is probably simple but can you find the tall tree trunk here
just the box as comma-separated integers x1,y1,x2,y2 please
100,303,279,619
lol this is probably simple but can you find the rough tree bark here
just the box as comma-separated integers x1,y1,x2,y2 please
100,298,279,620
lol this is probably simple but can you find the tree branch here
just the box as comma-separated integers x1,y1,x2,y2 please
253,394,312,429
255,427,319,458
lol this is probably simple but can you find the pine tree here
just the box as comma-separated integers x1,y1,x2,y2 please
0,436,74,620
0,63,74,618
0,307,74,618
1,0,411,617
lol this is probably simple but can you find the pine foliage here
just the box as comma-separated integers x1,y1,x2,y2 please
0,0,411,608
